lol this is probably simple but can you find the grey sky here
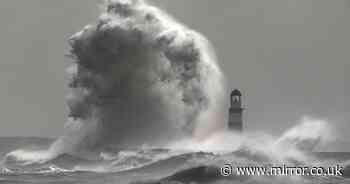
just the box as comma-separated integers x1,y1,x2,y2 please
0,0,349,142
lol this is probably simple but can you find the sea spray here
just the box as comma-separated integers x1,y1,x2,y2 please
168,117,334,160
53,0,225,154
276,116,334,152
4,0,337,175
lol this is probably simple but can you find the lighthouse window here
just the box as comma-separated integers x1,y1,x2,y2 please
231,96,239,103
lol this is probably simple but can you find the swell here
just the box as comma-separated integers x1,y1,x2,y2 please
2,147,350,184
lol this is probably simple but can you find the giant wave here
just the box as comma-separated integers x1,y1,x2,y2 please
1,0,349,183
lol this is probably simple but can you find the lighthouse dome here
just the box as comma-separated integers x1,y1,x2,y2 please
231,89,242,96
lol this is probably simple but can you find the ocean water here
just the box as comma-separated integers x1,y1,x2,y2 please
0,137,350,184
2,1,348,184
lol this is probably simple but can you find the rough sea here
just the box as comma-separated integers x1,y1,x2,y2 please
1,1,349,183
0,136,350,184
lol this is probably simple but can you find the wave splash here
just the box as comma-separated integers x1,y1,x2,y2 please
1,117,349,184
2,117,342,171
52,0,225,154
1,1,349,183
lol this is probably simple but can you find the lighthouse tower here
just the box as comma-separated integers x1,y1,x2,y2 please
228,89,244,131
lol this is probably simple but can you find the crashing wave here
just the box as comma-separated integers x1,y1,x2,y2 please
47,0,226,156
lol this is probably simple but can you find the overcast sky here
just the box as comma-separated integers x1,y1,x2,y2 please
0,0,349,142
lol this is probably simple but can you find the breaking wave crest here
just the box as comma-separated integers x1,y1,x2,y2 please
50,0,225,155
2,1,349,183
2,117,345,174
1,117,349,184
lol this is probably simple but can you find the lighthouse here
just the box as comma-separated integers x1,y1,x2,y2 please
228,89,244,131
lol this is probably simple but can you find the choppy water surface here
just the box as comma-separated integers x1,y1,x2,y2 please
1,1,348,184
0,136,349,184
